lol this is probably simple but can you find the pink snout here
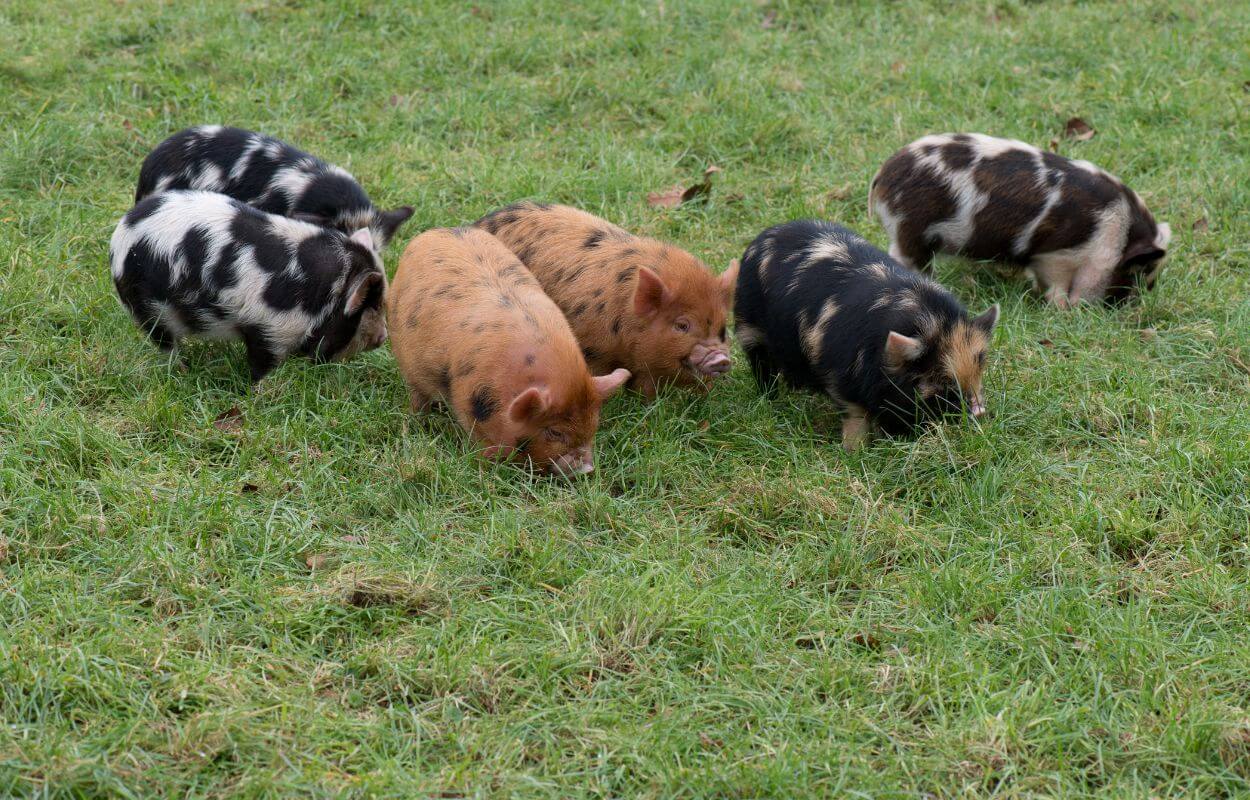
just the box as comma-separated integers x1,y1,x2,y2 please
686,344,732,379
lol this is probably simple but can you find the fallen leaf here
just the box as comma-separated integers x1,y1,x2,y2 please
341,534,365,545
760,9,777,28
122,119,133,131
240,483,259,494
722,191,745,204
1192,216,1209,232
890,60,906,74
1138,328,1157,342
1062,116,1096,142
1039,338,1055,347
698,420,709,431
304,552,331,570
849,630,883,650
699,733,723,749
213,406,243,433
647,165,722,208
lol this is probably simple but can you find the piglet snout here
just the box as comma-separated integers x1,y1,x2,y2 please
686,343,732,378
968,397,987,418
552,445,595,477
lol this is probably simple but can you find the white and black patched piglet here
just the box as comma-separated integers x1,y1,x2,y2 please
135,126,413,250
735,220,999,451
870,133,1171,307
110,190,388,382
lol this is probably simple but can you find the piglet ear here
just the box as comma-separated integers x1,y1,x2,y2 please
633,267,671,317
507,386,549,423
592,368,631,399
718,259,739,309
972,304,1000,336
1155,222,1172,249
884,331,925,369
345,271,383,315
349,227,376,252
378,206,415,244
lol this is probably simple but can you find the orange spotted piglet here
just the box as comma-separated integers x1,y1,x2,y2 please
388,227,630,476
476,203,735,399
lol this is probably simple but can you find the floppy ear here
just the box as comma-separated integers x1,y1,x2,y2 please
972,304,1000,336
507,386,549,423
378,206,415,244
632,267,671,317
718,260,739,309
1154,222,1172,249
592,368,631,399
884,331,925,370
349,227,376,252
345,271,383,315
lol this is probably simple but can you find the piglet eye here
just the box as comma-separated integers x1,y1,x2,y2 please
673,318,691,334
543,428,567,443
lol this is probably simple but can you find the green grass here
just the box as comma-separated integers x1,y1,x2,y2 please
3,0,1250,796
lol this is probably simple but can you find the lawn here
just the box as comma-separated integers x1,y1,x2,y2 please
2,0,1250,796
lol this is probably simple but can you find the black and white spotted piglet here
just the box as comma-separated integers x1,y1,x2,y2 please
735,220,999,450
870,133,1171,307
110,190,388,382
136,126,413,250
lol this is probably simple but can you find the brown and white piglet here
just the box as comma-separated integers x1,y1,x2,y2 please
870,133,1171,307
388,227,630,476
475,203,735,399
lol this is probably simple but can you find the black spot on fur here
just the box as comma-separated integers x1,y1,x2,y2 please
524,353,536,366
595,301,606,314
470,385,499,422
617,268,634,284
437,366,452,395
585,230,607,248
571,302,589,317
611,316,622,336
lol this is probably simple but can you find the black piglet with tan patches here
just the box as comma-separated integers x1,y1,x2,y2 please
136,126,413,250
735,220,1000,450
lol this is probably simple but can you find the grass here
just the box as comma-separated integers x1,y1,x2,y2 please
2,0,1250,796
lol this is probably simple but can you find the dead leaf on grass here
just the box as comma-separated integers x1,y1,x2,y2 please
647,166,722,208
1049,117,1096,151
304,552,331,571
213,406,243,433
1192,216,1209,233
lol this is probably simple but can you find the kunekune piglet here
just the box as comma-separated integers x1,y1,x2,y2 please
136,126,414,250
870,133,1171,307
110,190,388,382
475,203,735,399
735,220,1000,451
388,227,631,476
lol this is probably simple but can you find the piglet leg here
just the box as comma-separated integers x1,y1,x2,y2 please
240,326,279,383
841,404,872,452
